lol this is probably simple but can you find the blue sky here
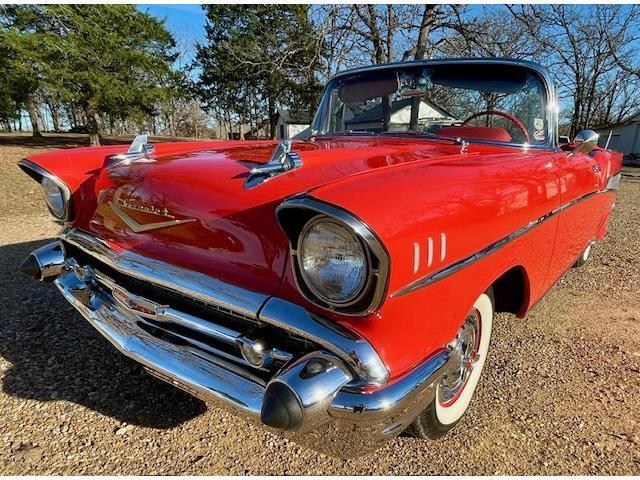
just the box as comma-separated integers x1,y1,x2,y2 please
137,4,207,42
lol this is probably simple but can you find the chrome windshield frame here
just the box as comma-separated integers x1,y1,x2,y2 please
310,57,559,150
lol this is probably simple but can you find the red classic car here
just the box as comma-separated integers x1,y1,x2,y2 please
19,58,621,457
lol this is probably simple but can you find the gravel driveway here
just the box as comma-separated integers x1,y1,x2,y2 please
1,140,639,474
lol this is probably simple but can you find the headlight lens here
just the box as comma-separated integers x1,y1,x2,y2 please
298,218,368,304
41,176,65,218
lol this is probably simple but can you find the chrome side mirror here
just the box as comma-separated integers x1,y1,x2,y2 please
573,129,599,154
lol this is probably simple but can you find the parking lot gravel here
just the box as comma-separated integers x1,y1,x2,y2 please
0,137,638,474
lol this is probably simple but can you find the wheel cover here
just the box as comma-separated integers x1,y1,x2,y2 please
438,309,481,407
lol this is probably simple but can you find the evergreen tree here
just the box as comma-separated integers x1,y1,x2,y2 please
1,5,177,144
195,5,323,138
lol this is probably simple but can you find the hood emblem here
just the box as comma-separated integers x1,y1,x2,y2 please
109,200,195,233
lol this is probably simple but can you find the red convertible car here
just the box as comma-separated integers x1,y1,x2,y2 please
19,58,621,457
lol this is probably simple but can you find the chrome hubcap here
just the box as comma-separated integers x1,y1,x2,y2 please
438,309,481,406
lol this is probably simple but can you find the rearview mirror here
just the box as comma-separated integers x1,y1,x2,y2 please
573,130,599,154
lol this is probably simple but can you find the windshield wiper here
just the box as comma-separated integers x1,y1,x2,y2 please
379,131,468,146
319,130,378,137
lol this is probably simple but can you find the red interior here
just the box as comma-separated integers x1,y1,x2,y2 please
437,126,513,143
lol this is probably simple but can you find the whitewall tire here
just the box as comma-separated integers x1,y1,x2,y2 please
406,289,494,439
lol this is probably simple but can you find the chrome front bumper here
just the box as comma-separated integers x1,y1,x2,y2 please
22,229,451,457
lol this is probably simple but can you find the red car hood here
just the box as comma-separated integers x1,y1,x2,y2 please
76,136,471,295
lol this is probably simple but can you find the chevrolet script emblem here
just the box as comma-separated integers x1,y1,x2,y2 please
109,200,195,233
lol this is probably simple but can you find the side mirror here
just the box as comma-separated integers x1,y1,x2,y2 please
573,129,599,154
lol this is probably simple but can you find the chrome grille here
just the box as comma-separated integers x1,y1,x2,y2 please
61,241,318,382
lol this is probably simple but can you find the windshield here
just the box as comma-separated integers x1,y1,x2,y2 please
311,62,549,146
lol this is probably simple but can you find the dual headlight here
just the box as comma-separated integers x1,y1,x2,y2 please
279,199,389,316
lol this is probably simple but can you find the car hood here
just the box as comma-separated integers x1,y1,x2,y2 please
80,136,470,295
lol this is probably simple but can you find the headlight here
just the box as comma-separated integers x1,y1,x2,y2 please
297,217,369,304
41,176,65,218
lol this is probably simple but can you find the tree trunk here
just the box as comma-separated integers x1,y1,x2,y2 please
85,104,101,146
414,6,438,60
49,103,61,132
26,97,42,138
267,94,277,139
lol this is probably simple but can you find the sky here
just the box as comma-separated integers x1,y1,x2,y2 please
137,4,206,36
137,4,207,51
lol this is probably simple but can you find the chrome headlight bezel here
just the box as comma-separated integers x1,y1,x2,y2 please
18,159,73,221
41,176,66,218
277,197,390,316
297,216,373,307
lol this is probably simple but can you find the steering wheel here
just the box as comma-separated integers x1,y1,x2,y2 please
463,110,530,143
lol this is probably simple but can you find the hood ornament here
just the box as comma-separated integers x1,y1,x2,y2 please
245,140,302,188
112,134,156,164
109,200,195,233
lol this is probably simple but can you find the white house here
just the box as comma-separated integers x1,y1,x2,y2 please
275,110,311,139
344,97,452,132
594,110,640,155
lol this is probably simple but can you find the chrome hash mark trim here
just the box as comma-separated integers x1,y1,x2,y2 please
109,201,195,233
391,187,618,298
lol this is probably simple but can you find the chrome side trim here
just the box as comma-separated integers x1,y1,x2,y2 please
18,158,73,221
59,227,267,318
392,187,617,297
276,196,391,317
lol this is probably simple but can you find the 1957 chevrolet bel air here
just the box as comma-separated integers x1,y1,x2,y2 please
18,58,621,457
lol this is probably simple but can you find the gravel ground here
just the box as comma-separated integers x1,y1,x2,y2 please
0,138,639,475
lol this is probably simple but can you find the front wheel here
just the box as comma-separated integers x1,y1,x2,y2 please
406,290,494,439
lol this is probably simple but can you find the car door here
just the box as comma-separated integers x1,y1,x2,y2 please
543,149,605,286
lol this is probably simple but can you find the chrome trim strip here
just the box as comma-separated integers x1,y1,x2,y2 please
276,196,391,317
59,227,268,318
18,158,73,221
93,269,242,346
391,187,617,298
58,227,388,385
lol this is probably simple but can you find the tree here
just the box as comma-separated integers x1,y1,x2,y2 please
196,5,323,138
1,5,177,144
508,4,640,137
